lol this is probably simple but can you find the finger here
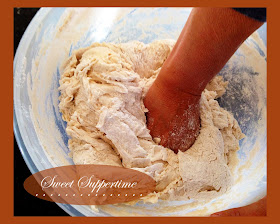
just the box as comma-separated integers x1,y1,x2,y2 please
210,197,266,216
210,208,243,216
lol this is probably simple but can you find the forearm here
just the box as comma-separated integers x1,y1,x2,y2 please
156,8,264,96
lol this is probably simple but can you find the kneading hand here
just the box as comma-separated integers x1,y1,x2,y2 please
144,8,263,153
144,78,201,153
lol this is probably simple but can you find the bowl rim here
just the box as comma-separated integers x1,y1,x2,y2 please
13,7,84,217
13,7,267,217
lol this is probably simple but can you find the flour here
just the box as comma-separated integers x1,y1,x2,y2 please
59,40,245,202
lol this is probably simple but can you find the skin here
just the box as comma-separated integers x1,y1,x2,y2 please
211,197,267,216
144,8,263,153
144,8,265,215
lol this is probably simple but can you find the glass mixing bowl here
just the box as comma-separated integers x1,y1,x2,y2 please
14,7,267,216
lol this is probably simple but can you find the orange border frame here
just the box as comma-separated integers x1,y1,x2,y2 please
5,0,278,223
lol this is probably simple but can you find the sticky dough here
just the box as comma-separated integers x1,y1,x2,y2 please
59,40,245,201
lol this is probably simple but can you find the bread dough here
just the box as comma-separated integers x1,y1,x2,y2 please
59,40,245,201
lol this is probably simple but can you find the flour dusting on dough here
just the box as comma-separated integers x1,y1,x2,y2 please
59,40,244,202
